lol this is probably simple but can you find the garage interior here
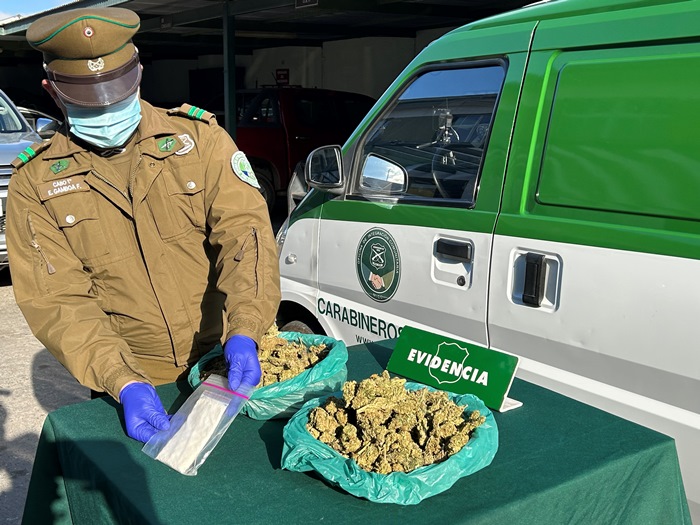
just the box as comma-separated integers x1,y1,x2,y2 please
0,0,532,128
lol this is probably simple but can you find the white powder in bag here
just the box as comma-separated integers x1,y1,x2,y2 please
155,391,228,474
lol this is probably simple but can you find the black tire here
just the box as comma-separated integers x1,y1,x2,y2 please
280,320,315,334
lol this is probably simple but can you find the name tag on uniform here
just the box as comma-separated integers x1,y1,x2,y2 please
37,176,90,201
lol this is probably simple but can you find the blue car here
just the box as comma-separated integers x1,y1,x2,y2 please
0,89,45,271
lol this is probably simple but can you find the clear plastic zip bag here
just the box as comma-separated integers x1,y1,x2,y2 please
142,374,251,476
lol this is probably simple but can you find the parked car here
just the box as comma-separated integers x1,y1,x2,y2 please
208,87,376,208
0,89,43,271
18,106,62,140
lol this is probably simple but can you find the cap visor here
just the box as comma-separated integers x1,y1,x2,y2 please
51,62,141,107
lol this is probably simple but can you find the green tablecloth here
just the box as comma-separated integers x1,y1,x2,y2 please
23,340,691,525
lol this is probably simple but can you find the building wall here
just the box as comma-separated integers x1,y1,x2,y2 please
0,26,457,120
240,28,455,99
244,46,323,89
322,37,415,99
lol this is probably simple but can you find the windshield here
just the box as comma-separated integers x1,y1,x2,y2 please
0,92,29,133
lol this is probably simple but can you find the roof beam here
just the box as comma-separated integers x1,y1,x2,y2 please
138,0,294,32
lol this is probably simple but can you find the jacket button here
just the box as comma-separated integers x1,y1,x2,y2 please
65,214,76,224
186,181,196,190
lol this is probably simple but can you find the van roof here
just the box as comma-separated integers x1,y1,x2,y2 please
464,0,690,31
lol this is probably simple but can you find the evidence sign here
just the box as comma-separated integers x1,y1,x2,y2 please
387,326,520,411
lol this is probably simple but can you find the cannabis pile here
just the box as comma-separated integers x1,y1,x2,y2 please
306,371,485,474
199,324,328,386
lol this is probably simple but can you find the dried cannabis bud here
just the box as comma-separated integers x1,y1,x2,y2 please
199,324,328,386
306,371,485,474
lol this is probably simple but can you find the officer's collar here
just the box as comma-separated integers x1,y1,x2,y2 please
42,127,83,160
42,100,179,161
134,99,178,142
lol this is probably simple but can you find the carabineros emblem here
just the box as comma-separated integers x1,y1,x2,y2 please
50,159,69,174
356,227,401,303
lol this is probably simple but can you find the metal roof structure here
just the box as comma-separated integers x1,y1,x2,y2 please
1,0,534,63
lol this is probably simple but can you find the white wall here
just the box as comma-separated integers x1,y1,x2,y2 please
0,26,459,116
238,29,455,100
322,37,415,99
244,46,322,89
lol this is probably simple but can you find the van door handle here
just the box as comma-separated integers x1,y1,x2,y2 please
436,238,472,262
522,253,546,307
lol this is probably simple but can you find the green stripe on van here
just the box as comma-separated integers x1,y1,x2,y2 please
320,199,495,233
496,212,700,261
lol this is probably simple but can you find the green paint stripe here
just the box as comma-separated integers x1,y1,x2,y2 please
17,153,29,163
195,108,206,119
321,199,495,233
496,213,700,261
30,16,139,46
294,192,700,261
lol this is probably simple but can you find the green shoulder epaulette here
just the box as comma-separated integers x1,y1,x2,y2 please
11,142,49,169
168,103,217,125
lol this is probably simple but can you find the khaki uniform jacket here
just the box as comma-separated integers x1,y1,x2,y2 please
6,101,281,400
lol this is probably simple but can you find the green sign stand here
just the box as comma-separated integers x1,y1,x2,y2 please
387,326,522,411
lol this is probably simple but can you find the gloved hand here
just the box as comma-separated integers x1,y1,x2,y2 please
224,334,261,392
120,382,170,443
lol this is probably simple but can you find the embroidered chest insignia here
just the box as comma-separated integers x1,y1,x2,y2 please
176,134,195,155
50,159,70,174
158,137,176,152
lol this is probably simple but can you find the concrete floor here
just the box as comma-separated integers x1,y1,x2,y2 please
0,271,89,524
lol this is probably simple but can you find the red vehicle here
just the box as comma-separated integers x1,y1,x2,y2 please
233,87,376,208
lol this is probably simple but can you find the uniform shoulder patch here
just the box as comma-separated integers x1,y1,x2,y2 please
231,151,260,189
168,103,217,125
11,142,49,169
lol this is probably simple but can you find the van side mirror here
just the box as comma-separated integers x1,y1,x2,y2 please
360,153,407,194
306,145,345,194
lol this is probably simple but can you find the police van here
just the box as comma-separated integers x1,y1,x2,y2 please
274,0,700,516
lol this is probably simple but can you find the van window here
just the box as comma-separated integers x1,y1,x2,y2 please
353,65,505,206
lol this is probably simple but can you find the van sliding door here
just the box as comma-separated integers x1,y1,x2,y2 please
489,4,700,511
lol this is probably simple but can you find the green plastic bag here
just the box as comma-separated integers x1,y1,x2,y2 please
280,382,498,504
188,333,348,420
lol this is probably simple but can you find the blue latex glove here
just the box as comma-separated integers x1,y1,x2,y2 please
120,382,170,443
224,334,261,392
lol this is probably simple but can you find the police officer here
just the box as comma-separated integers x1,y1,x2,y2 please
7,8,281,443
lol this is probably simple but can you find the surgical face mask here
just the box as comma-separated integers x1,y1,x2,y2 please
65,94,142,149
